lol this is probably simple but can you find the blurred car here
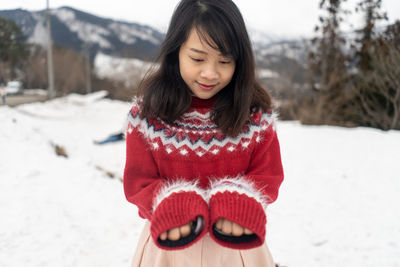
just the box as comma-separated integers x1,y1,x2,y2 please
5,80,23,95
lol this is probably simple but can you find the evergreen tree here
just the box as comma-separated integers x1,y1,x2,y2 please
310,0,348,91
306,0,350,124
382,21,400,50
0,16,28,81
355,0,387,71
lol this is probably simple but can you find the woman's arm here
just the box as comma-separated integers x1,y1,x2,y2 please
208,114,284,250
123,103,209,250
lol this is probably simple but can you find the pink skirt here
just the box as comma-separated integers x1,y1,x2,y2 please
130,222,276,267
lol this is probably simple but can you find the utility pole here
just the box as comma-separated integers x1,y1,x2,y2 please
46,0,55,99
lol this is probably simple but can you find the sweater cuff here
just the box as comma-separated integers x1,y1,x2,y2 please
208,177,268,249
150,180,209,250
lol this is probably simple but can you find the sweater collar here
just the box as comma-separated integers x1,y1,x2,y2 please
190,95,217,109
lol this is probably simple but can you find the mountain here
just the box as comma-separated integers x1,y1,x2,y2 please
0,6,309,83
0,6,164,61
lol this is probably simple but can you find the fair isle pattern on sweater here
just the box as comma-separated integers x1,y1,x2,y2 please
126,99,277,158
123,97,284,250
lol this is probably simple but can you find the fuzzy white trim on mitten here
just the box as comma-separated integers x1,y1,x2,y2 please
207,176,270,211
153,180,207,212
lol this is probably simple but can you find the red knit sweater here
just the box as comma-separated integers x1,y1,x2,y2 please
123,96,284,250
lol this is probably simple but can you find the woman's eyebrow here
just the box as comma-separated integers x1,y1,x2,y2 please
189,48,228,57
190,48,208,54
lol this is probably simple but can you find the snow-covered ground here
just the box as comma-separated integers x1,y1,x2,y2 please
0,92,399,267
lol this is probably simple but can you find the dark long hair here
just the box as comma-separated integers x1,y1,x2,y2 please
139,0,271,137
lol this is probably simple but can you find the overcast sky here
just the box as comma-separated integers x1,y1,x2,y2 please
1,0,400,38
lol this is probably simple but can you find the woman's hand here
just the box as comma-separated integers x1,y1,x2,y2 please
159,223,192,241
215,218,253,236
159,218,253,241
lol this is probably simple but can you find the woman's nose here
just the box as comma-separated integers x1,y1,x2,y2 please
200,64,219,80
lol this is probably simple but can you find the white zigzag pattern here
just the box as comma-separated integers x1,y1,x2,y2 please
127,111,276,153
169,122,217,131
181,110,211,120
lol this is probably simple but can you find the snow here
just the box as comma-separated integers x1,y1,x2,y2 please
1,92,399,267
28,13,47,46
94,53,155,86
256,41,309,63
53,8,112,49
257,68,280,79
51,7,161,49
0,92,140,267
248,27,280,47
53,7,75,21
108,22,160,45
269,123,400,266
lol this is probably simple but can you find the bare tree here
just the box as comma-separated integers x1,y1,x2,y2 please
52,46,87,96
350,22,400,130
24,45,48,89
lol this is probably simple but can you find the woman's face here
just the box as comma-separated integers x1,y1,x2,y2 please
178,27,236,100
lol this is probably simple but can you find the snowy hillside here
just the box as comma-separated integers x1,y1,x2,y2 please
0,7,302,64
94,53,155,87
0,7,164,60
0,93,399,267
0,7,307,81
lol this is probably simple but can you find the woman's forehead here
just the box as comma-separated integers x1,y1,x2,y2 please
183,27,231,57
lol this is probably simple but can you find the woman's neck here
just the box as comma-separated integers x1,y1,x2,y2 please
190,95,217,109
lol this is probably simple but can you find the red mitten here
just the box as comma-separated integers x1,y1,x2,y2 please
208,177,268,250
150,180,209,250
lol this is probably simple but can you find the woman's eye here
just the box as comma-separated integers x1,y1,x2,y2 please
220,60,231,64
190,57,203,62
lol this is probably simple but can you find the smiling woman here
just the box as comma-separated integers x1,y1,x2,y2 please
123,0,284,266
138,0,272,137
178,27,236,100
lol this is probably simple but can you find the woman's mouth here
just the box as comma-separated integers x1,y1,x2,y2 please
197,82,217,91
